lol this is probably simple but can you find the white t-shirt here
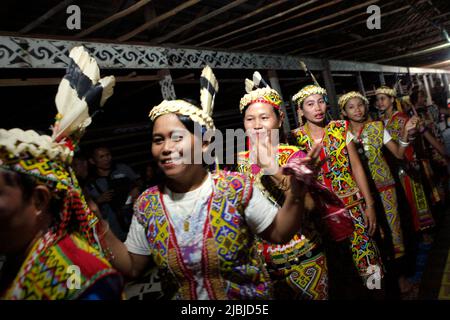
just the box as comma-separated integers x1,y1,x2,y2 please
383,129,392,144
125,173,278,299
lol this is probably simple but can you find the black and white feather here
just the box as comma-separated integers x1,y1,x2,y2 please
245,71,271,93
252,71,270,89
200,65,219,117
52,46,115,142
299,60,320,87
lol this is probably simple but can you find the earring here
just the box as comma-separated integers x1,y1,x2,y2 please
298,115,303,127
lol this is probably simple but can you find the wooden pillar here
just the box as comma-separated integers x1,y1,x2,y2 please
357,71,366,96
443,73,450,94
268,69,291,133
429,74,435,88
321,60,339,119
379,72,386,86
398,75,404,95
422,74,432,105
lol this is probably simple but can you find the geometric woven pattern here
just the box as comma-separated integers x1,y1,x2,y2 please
237,145,327,299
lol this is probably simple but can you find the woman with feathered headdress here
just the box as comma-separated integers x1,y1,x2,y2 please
375,86,435,233
236,71,331,300
94,66,320,300
291,81,384,295
0,46,123,300
339,90,419,295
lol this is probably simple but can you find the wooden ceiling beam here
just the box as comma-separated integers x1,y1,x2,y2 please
264,8,371,54
301,2,445,56
178,0,289,45
117,0,201,42
0,74,161,87
19,0,75,34
197,0,323,48
75,0,153,38
354,35,446,63
152,0,249,44
235,0,380,51
333,25,446,60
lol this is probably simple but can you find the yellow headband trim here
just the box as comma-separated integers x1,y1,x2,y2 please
292,85,327,106
239,88,282,113
149,100,215,130
375,86,396,97
338,91,369,110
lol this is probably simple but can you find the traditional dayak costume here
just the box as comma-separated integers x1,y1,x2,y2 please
125,66,280,299
0,46,123,300
376,86,435,232
236,72,328,300
338,91,405,259
291,85,383,283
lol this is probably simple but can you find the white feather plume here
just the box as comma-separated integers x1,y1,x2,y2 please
200,65,219,117
252,71,270,88
52,46,115,143
245,79,254,93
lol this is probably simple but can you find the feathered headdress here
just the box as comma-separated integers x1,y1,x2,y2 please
149,65,218,130
53,46,115,148
292,60,328,107
239,71,282,113
0,46,115,248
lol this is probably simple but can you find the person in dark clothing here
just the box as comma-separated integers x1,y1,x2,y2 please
86,146,140,241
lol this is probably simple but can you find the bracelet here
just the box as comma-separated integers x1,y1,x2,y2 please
97,220,110,240
103,247,116,262
97,221,116,262
399,139,410,147
277,176,290,191
365,202,375,209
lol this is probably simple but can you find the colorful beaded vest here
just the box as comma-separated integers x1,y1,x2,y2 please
354,121,395,189
291,120,360,200
134,171,272,300
1,233,121,300
237,145,321,271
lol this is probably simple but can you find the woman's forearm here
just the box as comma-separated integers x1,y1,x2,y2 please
423,131,447,156
261,186,307,244
386,140,406,160
98,221,144,279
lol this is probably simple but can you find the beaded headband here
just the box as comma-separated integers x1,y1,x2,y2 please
375,86,396,97
239,87,282,113
292,84,327,107
239,71,283,113
149,99,215,130
338,91,369,110
149,66,218,130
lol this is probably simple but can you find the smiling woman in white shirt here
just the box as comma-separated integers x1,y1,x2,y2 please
95,67,316,300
